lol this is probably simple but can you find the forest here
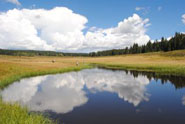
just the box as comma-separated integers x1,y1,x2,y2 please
89,32,185,56
0,49,89,57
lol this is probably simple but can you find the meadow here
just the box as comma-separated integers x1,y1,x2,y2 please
0,50,185,123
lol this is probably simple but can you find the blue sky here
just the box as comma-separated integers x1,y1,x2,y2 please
0,0,184,52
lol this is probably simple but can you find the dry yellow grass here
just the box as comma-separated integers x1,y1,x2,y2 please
0,50,185,87
0,55,92,88
86,51,185,76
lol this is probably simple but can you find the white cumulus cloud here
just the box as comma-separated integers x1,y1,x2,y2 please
182,14,185,24
83,14,150,52
6,0,21,5
0,7,150,52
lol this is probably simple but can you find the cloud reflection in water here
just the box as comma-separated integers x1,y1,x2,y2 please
1,68,150,113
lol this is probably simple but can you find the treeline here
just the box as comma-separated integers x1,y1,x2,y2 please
0,49,64,56
63,53,89,57
89,32,185,56
0,49,89,57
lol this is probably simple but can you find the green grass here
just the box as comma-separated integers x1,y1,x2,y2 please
0,100,53,124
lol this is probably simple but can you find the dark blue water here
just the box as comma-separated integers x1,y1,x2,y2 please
1,68,185,124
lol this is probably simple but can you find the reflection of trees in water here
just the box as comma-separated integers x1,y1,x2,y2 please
127,70,185,89
182,95,185,106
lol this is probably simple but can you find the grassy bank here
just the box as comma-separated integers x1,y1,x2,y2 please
0,64,91,89
0,50,185,123
94,63,185,77
88,50,185,77
0,59,92,124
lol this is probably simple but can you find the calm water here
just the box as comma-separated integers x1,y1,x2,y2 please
1,68,185,124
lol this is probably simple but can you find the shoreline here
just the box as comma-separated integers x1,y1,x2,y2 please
93,63,185,77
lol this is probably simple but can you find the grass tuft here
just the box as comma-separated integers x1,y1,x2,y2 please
0,100,54,124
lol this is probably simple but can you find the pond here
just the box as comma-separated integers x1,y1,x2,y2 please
1,68,185,124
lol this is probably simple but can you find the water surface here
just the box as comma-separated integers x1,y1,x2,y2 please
1,68,185,124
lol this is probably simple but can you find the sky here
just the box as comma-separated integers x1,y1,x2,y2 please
0,0,184,53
